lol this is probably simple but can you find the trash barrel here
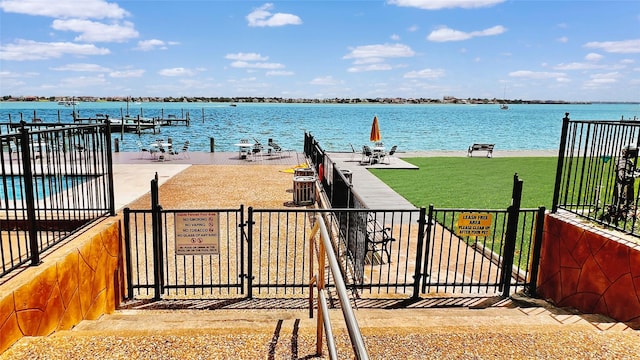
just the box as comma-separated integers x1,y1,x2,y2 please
341,169,352,184
294,167,314,177
293,176,316,205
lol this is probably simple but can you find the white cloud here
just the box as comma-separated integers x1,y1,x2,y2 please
583,72,620,88
52,19,138,43
266,70,294,76
136,39,178,51
408,25,419,32
230,61,285,69
60,74,108,87
0,0,129,20
310,76,341,85
158,68,197,77
0,39,110,61
585,53,603,61
347,63,393,73
584,39,640,54
225,53,269,61
51,63,111,72
0,71,39,78
509,70,567,81
343,43,415,60
553,62,604,71
387,0,505,10
403,68,446,79
246,3,302,27
557,36,569,43
391,34,400,41
427,25,506,42
344,43,414,72
110,69,144,78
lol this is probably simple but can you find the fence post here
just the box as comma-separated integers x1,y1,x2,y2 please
123,207,133,299
238,205,245,294
421,205,435,294
104,123,116,216
525,206,546,297
150,175,163,300
246,206,254,299
552,113,570,212
501,174,523,297
412,207,427,299
19,122,40,266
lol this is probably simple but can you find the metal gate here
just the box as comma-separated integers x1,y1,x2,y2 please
123,174,544,301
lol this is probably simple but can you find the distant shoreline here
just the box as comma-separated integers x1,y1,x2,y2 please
2,97,638,106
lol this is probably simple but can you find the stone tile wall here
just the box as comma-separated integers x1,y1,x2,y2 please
537,214,640,323
0,219,123,353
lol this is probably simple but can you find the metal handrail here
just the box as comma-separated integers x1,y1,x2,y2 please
309,215,369,360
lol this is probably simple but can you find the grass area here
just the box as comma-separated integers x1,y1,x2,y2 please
369,157,558,209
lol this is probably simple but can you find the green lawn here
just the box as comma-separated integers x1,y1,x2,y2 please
369,157,558,209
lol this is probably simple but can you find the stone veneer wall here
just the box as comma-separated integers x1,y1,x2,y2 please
537,214,640,323
0,219,123,354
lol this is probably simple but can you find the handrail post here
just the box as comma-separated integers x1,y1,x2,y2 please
316,232,326,356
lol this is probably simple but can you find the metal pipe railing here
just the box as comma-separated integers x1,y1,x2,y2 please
309,215,369,360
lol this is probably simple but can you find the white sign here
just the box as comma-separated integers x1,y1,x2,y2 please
175,212,220,255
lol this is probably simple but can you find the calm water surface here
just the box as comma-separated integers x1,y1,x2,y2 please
1,102,638,153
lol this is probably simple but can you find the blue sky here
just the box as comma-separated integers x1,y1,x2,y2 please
1,0,639,102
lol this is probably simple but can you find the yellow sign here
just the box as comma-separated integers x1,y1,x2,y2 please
175,212,220,255
457,212,492,237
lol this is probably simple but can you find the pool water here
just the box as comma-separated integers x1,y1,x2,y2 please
0,175,90,200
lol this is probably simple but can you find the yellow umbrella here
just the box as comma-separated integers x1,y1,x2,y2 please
370,115,381,142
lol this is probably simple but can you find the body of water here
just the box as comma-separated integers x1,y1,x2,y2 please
1,102,638,153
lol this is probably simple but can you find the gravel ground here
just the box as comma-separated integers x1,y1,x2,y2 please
4,326,640,359
127,164,296,209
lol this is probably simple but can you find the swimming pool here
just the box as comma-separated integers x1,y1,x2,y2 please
0,175,90,201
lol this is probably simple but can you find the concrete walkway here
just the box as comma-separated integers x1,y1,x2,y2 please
328,152,417,209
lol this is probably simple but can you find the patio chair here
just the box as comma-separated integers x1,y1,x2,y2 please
350,144,358,161
137,140,155,159
268,138,285,158
251,140,264,161
180,140,190,159
382,145,397,164
361,145,374,165
157,146,167,162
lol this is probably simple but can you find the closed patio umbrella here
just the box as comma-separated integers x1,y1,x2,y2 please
370,115,381,142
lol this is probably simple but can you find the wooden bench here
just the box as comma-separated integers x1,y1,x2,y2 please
467,143,495,158
366,216,396,264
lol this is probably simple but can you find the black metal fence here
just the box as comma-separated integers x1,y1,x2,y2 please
303,131,361,209
124,174,543,301
0,121,115,278
552,113,640,236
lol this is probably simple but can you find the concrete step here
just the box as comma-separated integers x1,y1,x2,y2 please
5,302,640,359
